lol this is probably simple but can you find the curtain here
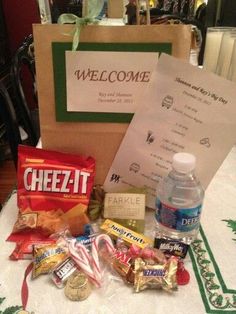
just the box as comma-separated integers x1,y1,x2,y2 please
163,0,195,17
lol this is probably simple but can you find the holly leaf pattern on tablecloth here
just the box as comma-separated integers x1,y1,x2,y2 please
223,219,236,241
0,297,22,314
2,307,22,314
0,298,5,306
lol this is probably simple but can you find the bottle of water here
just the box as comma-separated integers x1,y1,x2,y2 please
154,152,204,258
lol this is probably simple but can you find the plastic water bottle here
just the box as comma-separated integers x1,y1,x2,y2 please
154,152,204,258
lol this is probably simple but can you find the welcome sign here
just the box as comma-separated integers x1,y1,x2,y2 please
66,51,159,114
52,41,173,123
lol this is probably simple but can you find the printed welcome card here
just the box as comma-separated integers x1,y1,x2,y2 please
52,42,171,122
66,51,159,114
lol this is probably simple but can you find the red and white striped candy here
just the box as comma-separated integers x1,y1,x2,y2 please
68,234,115,288
69,240,100,287
91,234,115,283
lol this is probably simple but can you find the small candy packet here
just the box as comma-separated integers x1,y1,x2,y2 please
100,219,153,249
99,245,135,284
51,256,78,288
154,237,189,259
64,270,91,301
32,243,67,278
9,239,56,260
134,256,178,293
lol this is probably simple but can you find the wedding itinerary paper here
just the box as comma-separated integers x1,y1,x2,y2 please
104,54,236,208
66,51,159,113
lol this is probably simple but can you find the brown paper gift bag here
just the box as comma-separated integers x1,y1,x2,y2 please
33,24,191,185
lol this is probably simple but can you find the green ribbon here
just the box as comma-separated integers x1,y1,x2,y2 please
58,0,105,51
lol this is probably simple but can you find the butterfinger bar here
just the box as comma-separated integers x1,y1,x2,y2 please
100,219,153,249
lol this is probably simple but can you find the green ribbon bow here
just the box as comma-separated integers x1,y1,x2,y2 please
58,0,105,51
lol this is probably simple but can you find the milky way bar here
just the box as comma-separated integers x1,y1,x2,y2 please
154,237,189,259
100,219,153,248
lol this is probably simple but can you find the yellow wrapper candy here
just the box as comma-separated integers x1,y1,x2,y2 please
100,219,153,249
32,244,67,278
134,256,178,292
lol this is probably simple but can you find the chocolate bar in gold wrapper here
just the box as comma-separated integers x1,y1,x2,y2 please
100,219,153,249
134,256,178,293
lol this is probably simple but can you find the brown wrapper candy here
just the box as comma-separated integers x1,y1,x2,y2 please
112,252,135,284
51,257,78,288
99,246,135,284
134,256,178,293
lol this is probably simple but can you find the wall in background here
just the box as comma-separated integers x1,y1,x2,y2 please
1,0,40,110
2,0,40,56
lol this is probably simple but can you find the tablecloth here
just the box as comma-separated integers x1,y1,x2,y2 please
0,146,236,314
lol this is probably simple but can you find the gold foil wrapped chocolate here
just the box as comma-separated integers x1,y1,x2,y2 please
134,256,178,293
64,271,91,301
32,244,67,279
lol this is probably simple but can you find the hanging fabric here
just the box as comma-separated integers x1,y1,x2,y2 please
163,0,173,12
180,0,195,18
160,0,194,17
188,0,195,18
172,0,179,14
180,0,187,15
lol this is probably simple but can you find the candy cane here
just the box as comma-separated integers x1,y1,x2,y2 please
91,234,115,284
69,240,100,287
68,234,115,288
